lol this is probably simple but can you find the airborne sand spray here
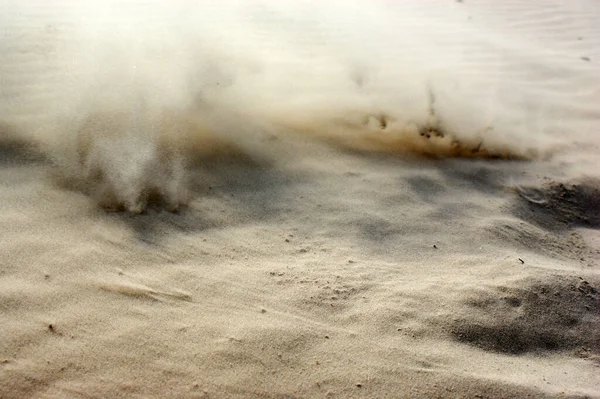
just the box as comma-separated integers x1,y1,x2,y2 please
1,0,598,211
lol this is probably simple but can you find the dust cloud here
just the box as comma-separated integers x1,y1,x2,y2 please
1,0,597,211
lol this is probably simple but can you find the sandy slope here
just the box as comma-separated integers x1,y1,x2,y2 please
1,1,600,398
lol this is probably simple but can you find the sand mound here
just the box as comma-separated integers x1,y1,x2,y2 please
516,180,600,230
448,276,600,355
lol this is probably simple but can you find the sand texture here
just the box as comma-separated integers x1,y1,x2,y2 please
1,1,599,398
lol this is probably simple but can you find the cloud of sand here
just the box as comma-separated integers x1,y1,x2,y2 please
1,0,598,211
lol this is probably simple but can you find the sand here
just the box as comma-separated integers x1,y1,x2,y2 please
1,1,599,398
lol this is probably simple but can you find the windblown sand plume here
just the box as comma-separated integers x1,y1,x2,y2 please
2,0,599,211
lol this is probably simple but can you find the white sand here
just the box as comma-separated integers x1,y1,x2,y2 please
1,1,599,398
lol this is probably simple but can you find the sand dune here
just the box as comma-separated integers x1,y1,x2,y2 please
1,0,599,398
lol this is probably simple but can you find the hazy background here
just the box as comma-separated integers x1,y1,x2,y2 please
1,0,599,210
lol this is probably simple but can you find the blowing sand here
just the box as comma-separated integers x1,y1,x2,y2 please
1,0,599,398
